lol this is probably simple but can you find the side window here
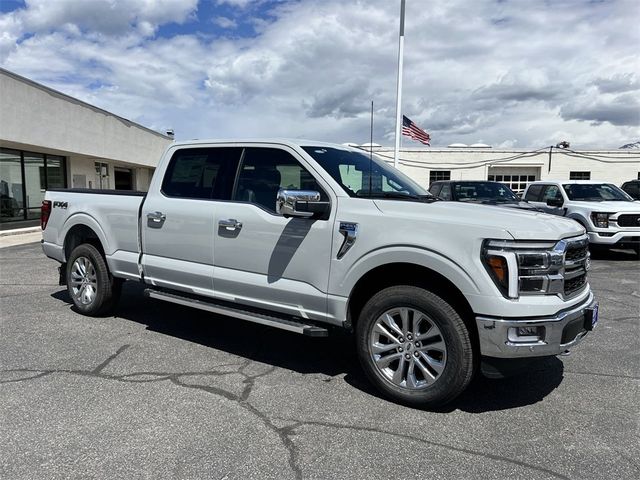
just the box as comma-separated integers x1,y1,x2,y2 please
234,148,327,213
162,147,242,200
429,183,442,196
524,184,543,201
541,185,561,201
439,184,451,200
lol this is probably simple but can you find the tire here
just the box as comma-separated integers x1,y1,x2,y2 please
66,243,121,316
356,285,475,408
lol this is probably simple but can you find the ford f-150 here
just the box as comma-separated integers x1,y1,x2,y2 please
41,139,598,407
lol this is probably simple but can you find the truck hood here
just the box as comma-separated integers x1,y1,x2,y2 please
373,200,584,240
568,200,640,212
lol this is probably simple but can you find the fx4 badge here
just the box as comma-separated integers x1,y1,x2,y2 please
337,222,358,259
53,201,68,209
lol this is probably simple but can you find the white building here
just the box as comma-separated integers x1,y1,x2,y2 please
0,68,173,229
371,146,640,193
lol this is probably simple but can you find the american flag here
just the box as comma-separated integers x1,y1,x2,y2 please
402,115,431,145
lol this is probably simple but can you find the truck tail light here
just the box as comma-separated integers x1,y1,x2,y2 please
41,200,52,230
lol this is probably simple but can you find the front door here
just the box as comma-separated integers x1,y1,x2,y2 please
212,146,335,321
536,184,566,215
141,146,242,297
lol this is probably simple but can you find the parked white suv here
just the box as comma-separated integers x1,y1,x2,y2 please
523,180,640,252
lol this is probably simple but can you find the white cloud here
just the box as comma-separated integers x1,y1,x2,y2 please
216,0,262,8
1,0,639,148
213,16,238,29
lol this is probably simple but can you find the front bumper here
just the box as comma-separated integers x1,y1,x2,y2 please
476,291,597,358
588,230,640,246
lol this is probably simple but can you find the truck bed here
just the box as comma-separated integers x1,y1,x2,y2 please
42,189,146,281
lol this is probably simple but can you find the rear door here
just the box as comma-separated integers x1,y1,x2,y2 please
141,147,242,296
211,145,335,321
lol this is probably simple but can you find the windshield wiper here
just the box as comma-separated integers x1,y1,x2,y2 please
358,191,440,202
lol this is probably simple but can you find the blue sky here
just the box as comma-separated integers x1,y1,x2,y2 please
1,0,638,148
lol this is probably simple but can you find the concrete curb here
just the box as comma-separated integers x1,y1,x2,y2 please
0,226,42,237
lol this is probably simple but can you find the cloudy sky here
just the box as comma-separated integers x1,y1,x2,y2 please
1,0,639,148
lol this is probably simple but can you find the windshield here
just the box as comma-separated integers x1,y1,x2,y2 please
302,146,430,199
453,182,518,202
562,183,632,201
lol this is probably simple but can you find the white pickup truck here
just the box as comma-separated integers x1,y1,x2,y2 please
523,180,640,253
41,139,598,407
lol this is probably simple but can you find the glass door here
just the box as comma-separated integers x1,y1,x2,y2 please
0,149,24,223
23,152,45,220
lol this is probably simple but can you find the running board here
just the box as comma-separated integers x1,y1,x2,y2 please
144,289,328,337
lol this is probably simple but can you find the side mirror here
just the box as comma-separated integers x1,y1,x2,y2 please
546,197,564,207
276,189,329,218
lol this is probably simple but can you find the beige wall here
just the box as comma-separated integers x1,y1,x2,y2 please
0,69,172,169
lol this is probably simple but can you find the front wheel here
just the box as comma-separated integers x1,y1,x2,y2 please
66,243,121,316
356,286,475,408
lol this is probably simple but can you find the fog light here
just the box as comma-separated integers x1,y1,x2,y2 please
508,326,545,343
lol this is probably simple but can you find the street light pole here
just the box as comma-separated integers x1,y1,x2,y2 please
393,0,406,168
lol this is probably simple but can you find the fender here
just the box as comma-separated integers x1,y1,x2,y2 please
334,244,483,299
566,212,589,229
59,212,111,261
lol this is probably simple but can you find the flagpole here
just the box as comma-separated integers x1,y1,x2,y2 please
393,0,405,169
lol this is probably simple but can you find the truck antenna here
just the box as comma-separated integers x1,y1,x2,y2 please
369,100,373,197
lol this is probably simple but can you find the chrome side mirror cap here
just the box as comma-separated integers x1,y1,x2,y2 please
276,189,324,218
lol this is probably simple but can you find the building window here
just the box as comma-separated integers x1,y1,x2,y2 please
429,170,451,183
569,171,591,180
0,148,67,226
488,174,536,194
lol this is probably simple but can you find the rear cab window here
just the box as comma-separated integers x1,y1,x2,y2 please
524,184,544,201
162,147,242,200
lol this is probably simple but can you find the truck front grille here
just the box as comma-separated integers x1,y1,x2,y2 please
617,214,640,227
562,236,589,297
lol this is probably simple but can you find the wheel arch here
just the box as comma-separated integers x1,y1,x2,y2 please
566,211,589,230
63,221,107,262
346,262,478,350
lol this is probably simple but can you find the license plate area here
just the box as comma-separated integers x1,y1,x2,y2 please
583,303,599,331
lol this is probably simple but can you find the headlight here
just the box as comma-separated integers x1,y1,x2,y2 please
590,212,611,228
482,239,565,299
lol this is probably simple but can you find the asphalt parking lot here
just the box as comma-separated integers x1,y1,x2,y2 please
1,242,638,480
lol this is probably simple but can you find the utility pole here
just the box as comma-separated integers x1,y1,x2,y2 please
393,0,406,168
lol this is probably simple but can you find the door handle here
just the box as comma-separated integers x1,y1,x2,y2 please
147,211,166,228
218,218,242,231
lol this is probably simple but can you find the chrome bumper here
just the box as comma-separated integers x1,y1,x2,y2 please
476,292,597,358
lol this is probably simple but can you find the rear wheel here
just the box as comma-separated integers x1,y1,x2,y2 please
356,286,475,408
66,243,121,316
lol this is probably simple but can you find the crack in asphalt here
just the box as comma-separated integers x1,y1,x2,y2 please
0,344,578,480
563,370,639,380
278,419,572,480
